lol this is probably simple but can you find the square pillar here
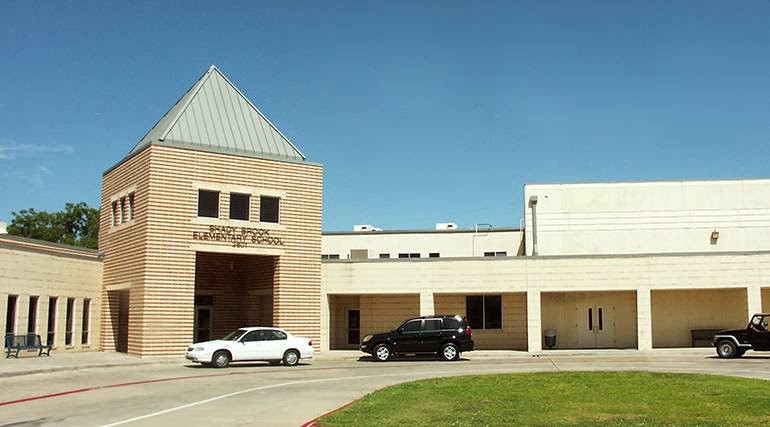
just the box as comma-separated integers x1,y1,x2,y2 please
636,288,652,351
419,291,435,316
16,295,30,335
320,294,330,352
747,285,762,320
527,288,542,352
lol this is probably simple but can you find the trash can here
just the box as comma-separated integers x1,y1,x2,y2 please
544,329,557,349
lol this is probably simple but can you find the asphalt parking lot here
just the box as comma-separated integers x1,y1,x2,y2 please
2,348,769,426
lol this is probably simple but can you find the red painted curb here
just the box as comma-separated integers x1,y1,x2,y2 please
0,371,243,407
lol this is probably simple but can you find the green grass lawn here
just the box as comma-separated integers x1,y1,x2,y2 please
319,371,770,426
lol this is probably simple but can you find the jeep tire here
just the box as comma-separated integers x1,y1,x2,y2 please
716,340,737,359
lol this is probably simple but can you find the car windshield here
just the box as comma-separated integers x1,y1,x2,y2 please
221,330,247,341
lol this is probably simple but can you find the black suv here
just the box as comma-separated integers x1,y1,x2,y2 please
360,315,474,361
713,313,770,358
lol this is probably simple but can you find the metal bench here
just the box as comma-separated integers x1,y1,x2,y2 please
690,329,722,347
4,334,53,358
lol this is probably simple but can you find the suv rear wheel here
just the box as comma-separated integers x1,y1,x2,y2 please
373,343,391,362
716,340,737,359
440,343,459,361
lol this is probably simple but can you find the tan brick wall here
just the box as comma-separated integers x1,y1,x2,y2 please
101,145,322,356
763,288,770,313
359,295,419,338
434,293,527,350
651,289,747,348
0,239,101,352
329,295,360,349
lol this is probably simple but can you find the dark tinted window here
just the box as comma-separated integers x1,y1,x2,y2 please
402,320,421,332
229,193,250,220
484,295,502,329
423,319,442,331
260,196,279,223
443,317,463,329
198,190,220,218
466,296,484,329
268,330,287,340
242,330,263,342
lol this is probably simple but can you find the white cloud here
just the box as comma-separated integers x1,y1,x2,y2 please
0,139,74,160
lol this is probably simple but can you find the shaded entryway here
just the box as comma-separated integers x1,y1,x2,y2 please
105,289,130,353
328,294,419,350
194,251,275,341
651,288,747,348
541,291,637,349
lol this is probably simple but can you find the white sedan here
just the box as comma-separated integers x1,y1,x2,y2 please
185,327,314,368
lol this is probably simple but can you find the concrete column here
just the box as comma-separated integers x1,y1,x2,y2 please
636,288,653,351
419,291,435,316
526,288,542,352
39,296,50,343
16,295,30,335
747,285,762,320
320,294,330,352
0,293,8,335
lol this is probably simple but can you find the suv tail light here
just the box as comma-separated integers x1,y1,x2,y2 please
465,325,472,337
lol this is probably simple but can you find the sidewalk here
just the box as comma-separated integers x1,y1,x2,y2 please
1,347,716,378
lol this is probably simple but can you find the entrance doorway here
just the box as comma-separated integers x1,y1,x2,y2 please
347,309,360,345
577,304,616,348
194,304,213,343
194,252,275,341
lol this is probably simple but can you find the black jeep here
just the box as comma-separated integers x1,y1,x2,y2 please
713,313,770,358
360,315,474,361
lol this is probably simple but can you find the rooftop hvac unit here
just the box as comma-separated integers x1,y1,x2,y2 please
435,222,458,230
353,224,382,232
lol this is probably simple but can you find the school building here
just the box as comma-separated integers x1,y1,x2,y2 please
2,66,769,356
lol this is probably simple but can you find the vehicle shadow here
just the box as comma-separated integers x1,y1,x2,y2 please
183,362,313,369
706,355,770,360
357,355,470,363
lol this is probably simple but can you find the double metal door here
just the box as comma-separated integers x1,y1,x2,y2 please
577,304,616,348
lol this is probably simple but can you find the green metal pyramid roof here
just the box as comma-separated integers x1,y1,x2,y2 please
128,65,305,162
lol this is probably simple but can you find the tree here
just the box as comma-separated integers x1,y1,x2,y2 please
7,202,100,249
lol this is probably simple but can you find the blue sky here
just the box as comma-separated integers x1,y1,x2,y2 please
2,1,770,231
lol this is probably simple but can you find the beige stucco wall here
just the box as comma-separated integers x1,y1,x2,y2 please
0,238,102,352
322,229,523,259
540,291,637,349
525,179,770,256
434,293,527,350
651,289,748,347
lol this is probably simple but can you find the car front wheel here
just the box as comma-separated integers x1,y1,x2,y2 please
283,349,300,366
716,340,737,359
212,350,231,368
373,343,391,362
440,343,459,361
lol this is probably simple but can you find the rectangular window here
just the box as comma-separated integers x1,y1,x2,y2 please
321,254,340,260
198,190,220,218
6,295,17,334
398,253,420,258
120,197,127,223
65,297,75,346
259,196,279,223
229,193,250,220
465,295,502,330
47,297,57,346
27,296,38,334
429,253,440,258
81,298,90,345
111,201,119,226
379,253,390,259
484,251,507,257
128,192,135,220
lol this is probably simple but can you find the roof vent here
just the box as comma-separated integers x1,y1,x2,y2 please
435,222,458,230
353,224,382,232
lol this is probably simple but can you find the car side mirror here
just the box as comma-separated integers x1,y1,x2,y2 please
398,328,404,334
